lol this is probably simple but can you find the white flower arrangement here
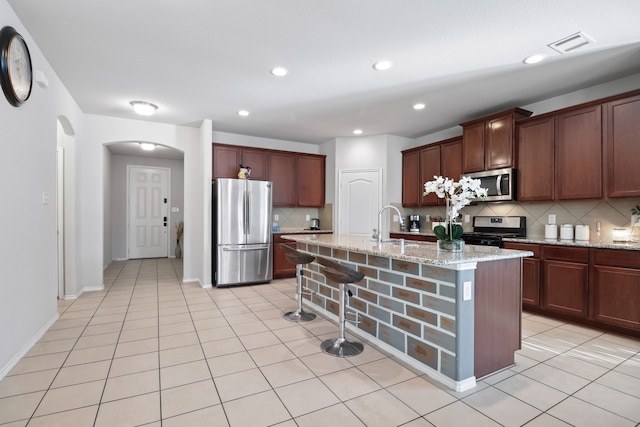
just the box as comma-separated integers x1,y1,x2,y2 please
423,176,487,242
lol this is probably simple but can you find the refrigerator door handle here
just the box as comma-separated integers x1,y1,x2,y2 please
244,189,250,235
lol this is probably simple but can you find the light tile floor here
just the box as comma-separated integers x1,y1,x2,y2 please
1,258,639,426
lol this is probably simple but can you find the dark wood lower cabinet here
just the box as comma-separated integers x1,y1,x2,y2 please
542,259,588,318
273,240,297,279
273,232,332,279
590,249,640,332
504,241,639,337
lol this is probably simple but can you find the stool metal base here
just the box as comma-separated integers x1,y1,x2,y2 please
283,309,316,322
321,337,364,357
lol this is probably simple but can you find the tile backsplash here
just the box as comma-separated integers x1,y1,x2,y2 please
398,198,640,240
272,203,333,230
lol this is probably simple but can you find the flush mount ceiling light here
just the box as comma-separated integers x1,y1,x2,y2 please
270,67,288,77
130,101,158,116
413,103,426,110
237,110,250,117
523,54,547,64
372,60,393,71
139,143,156,151
353,129,363,135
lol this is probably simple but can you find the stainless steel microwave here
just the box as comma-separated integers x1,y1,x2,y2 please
465,168,516,202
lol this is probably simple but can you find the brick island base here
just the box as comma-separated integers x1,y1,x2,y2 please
286,237,524,392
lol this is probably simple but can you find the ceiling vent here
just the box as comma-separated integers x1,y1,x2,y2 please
548,31,595,54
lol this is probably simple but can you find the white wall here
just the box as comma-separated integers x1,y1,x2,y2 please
212,131,321,154
83,115,201,287
0,0,84,378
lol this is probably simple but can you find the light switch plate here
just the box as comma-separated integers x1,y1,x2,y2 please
274,214,279,221
306,214,310,221
171,207,179,212
464,214,470,223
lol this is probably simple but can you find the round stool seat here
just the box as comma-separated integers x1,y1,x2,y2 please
280,244,315,265
317,258,364,284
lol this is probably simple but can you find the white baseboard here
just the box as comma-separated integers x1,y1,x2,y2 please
0,313,59,381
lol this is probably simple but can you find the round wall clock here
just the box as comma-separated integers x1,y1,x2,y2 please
0,26,33,107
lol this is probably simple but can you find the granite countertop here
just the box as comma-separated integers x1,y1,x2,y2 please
504,236,640,251
281,233,533,266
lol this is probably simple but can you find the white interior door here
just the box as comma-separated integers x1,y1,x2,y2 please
128,166,169,259
338,169,382,236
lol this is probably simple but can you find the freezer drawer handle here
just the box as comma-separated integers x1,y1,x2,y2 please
222,246,268,252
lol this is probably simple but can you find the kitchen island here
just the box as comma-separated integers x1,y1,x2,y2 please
282,233,533,391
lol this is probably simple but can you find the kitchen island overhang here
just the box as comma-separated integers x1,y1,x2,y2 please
281,234,533,392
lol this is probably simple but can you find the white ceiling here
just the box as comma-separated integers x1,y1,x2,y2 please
8,0,640,147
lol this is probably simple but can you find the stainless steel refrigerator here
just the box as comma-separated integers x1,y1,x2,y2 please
212,178,273,287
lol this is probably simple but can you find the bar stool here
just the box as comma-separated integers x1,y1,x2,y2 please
317,257,365,357
280,244,316,322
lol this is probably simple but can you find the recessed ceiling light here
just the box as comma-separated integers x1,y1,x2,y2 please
238,110,250,117
523,54,547,65
139,143,156,151
413,103,426,110
353,129,363,135
270,67,288,77
130,101,158,116
373,60,393,71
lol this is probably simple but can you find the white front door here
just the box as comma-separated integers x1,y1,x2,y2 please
128,166,170,259
338,169,382,236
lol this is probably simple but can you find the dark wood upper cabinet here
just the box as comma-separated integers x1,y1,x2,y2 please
461,108,532,173
212,143,325,207
240,148,268,181
401,137,462,207
297,155,325,207
604,93,640,198
402,150,420,207
419,145,441,206
268,152,297,206
462,121,486,173
555,105,602,200
212,144,241,178
517,116,555,201
440,138,463,181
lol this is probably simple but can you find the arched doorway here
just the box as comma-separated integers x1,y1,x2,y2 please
105,142,185,262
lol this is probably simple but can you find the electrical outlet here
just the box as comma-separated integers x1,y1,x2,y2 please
306,214,310,221
393,215,398,222
464,214,470,223
632,214,640,227
274,214,279,221
548,214,556,225
463,281,472,301
425,215,430,222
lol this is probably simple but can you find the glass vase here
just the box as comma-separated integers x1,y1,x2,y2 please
175,241,182,259
437,239,465,252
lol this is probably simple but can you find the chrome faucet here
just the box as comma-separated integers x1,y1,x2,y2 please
376,205,405,243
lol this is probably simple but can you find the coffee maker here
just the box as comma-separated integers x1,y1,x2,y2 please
408,215,421,232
